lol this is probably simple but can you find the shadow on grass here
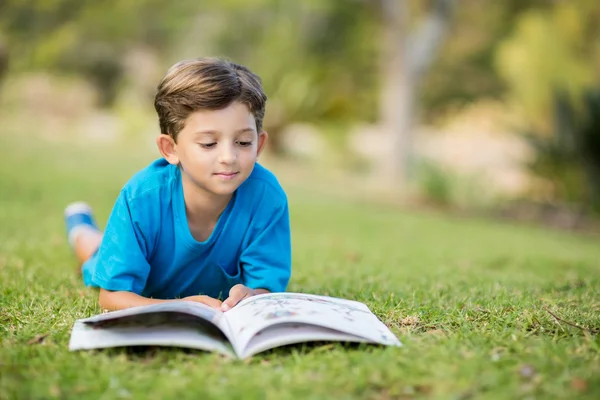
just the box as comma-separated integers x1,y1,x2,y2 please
248,341,370,360
89,341,379,362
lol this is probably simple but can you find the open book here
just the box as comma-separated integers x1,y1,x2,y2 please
69,292,401,359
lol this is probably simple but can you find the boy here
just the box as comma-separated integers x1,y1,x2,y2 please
64,57,291,312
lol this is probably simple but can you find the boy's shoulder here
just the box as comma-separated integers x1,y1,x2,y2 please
240,163,287,204
121,158,177,201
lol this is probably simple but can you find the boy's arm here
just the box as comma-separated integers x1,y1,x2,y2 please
220,197,290,310
91,191,222,311
90,191,152,297
99,289,222,311
230,199,291,306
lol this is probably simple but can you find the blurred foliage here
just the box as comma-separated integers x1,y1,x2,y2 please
416,161,454,207
421,0,552,115
0,0,199,106
0,0,381,138
0,0,567,125
495,0,600,132
495,0,600,210
525,89,600,212
0,37,7,86
415,160,493,210
1,0,600,208
208,0,380,149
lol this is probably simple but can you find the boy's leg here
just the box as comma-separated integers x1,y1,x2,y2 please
64,202,103,267
73,230,103,265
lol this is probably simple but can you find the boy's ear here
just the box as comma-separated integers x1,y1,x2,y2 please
256,131,268,157
156,134,179,165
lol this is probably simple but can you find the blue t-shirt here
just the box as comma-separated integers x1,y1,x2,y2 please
82,158,291,299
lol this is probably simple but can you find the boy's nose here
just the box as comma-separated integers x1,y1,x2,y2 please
218,145,237,164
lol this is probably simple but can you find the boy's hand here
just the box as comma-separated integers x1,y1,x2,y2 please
182,295,222,310
222,284,265,311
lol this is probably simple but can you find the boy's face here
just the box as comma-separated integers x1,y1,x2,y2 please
162,101,267,197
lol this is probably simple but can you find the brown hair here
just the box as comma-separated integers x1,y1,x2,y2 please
154,57,267,141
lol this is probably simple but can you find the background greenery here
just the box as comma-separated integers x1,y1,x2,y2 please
1,0,599,209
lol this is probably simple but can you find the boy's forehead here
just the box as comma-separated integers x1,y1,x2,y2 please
194,128,255,136
182,103,257,135
190,102,253,119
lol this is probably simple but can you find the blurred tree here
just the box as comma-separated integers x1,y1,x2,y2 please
525,89,600,211
0,0,199,106
0,37,7,88
208,0,380,153
376,0,456,187
495,0,600,209
4,0,592,180
421,0,552,113
495,0,600,132
0,0,382,144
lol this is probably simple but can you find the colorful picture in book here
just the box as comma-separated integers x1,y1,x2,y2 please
237,294,372,322
264,310,298,320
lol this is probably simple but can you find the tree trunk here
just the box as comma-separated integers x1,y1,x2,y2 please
378,0,455,189
0,40,8,89
379,0,413,188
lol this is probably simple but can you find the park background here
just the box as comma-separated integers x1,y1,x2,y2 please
1,1,599,399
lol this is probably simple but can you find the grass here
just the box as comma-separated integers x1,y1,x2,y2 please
0,135,599,400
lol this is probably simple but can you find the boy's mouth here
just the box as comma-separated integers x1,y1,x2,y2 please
214,172,239,180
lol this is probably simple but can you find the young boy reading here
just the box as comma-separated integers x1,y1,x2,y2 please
64,57,291,313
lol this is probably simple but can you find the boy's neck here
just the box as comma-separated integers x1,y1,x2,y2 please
181,178,232,225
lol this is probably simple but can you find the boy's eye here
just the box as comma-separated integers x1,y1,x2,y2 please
237,141,253,147
199,142,217,149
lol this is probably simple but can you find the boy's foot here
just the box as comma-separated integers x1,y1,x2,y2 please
64,202,100,247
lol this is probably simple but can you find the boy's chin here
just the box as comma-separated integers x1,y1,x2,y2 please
207,184,239,197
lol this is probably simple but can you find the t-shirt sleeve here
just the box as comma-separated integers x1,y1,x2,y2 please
90,191,152,294
240,199,291,292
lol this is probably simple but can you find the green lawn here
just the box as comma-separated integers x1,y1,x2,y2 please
1,137,599,399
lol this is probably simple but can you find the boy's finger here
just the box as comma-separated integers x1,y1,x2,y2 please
221,286,247,311
221,295,242,312
202,296,223,309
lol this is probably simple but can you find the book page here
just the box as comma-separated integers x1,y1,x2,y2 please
81,301,231,334
240,323,369,359
69,321,235,358
73,301,236,352
224,293,401,356
81,301,223,327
